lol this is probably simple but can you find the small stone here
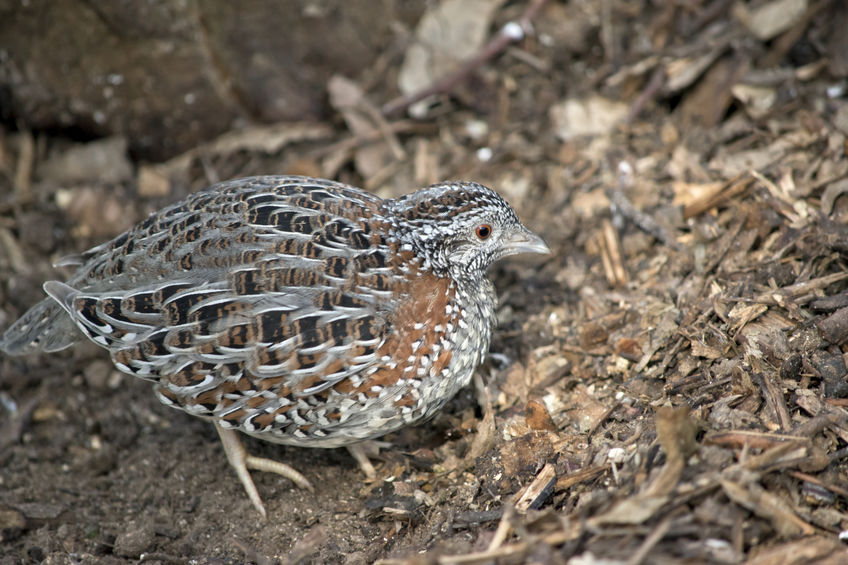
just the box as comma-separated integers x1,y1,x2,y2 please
343,551,369,565
137,165,171,197
0,506,26,543
113,520,156,558
83,360,113,389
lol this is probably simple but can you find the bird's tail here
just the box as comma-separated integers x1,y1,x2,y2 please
0,296,80,355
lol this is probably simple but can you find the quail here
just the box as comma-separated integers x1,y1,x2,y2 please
0,175,549,516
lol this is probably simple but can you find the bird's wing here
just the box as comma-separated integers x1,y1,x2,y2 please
41,176,410,419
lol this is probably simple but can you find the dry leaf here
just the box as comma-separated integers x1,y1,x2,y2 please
736,0,808,41
398,0,506,116
550,96,628,141
525,400,558,432
720,478,815,537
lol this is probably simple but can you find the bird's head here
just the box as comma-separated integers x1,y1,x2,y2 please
386,182,549,281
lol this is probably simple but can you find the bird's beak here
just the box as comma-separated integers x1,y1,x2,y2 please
502,225,550,256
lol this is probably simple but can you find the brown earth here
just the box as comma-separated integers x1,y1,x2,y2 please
2,1,848,563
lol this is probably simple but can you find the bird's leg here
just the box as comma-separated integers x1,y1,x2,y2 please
346,442,380,479
215,424,314,518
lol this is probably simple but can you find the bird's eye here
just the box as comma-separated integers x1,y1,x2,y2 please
475,224,492,240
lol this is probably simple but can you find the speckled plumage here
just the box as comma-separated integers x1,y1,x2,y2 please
1,175,548,515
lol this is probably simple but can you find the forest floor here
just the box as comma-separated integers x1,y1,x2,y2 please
3,1,848,563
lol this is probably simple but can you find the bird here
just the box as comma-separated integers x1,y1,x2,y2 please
0,175,549,517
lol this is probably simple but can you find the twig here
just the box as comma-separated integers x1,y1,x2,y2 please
598,218,628,286
752,372,793,432
625,66,666,123
626,513,675,565
486,505,516,551
820,177,848,215
138,553,186,564
791,407,848,438
586,402,619,439
600,0,615,66
555,464,608,491
306,120,436,160
608,161,684,251
704,430,805,450
682,172,754,219
361,101,407,160
432,529,572,565
381,0,550,117
788,470,848,499
758,272,848,303
513,464,557,512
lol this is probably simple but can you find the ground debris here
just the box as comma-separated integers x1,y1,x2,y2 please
3,1,848,563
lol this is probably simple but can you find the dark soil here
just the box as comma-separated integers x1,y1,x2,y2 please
3,1,848,564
